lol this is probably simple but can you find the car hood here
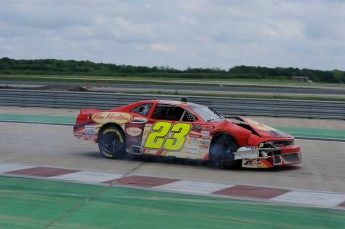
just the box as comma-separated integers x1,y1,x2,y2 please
226,116,293,139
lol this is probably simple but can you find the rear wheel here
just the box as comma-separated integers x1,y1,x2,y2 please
98,125,126,159
209,135,239,169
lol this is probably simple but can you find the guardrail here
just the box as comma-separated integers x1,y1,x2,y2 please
0,89,344,119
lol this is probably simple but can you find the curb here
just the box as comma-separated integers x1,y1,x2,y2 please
1,162,345,210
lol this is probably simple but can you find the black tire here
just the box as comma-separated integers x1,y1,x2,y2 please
209,135,239,169
98,125,126,159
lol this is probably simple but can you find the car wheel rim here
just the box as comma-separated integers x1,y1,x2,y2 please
104,133,120,153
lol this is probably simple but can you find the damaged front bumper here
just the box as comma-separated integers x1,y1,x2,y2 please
234,145,302,168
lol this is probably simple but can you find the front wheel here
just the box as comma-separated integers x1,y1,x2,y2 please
209,135,239,169
98,126,126,159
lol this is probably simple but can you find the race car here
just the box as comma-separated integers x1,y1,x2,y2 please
73,99,302,169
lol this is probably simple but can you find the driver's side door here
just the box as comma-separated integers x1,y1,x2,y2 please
141,104,207,159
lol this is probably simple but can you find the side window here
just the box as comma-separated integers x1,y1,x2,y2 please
182,111,197,122
130,103,152,116
151,104,185,121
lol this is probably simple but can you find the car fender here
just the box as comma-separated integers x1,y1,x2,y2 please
213,121,262,146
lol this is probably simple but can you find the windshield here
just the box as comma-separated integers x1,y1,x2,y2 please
189,104,224,122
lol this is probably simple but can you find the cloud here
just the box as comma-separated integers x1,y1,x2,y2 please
150,43,176,53
1,0,345,70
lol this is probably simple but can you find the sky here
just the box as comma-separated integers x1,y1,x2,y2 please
1,0,345,71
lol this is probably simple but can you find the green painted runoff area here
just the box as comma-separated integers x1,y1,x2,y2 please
0,113,344,140
277,126,345,140
1,176,344,229
0,114,75,125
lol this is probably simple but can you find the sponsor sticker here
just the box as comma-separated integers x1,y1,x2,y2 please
92,112,133,124
201,140,208,145
199,140,209,149
201,130,211,139
189,146,199,151
187,146,199,154
242,159,261,168
126,127,143,136
192,124,201,130
188,137,202,147
189,133,201,138
85,125,96,139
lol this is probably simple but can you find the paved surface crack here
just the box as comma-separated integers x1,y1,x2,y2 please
120,161,145,178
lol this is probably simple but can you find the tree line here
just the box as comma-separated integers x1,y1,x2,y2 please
0,57,344,83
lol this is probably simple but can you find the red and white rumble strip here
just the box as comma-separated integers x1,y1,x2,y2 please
1,162,345,210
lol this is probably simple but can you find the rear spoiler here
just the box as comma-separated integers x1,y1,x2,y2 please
79,109,102,115
75,109,102,125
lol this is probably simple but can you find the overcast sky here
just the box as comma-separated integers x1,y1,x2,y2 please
1,0,345,70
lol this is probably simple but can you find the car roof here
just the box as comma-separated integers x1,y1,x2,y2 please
138,99,201,108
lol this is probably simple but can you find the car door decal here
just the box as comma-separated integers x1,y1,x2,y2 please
144,121,191,151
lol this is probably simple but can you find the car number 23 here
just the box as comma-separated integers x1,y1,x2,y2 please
144,122,191,151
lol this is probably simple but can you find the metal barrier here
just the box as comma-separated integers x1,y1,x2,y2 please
0,89,344,119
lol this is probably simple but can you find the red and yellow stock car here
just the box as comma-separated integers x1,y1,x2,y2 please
73,99,302,169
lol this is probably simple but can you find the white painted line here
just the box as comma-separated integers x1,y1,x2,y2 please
0,163,35,173
155,180,235,194
271,191,345,207
51,171,124,184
